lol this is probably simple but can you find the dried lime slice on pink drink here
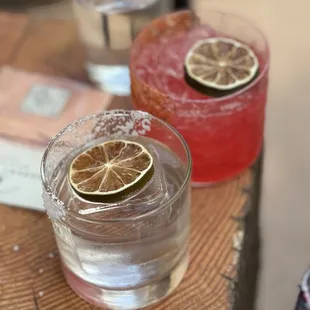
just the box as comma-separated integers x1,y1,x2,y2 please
185,37,259,91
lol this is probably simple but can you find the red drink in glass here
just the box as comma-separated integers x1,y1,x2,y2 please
130,10,270,185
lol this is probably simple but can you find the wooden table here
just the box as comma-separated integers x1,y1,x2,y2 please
0,12,261,310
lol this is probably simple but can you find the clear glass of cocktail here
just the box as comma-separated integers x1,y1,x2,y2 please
41,110,191,309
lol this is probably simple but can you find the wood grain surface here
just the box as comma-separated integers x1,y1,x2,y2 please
0,13,259,310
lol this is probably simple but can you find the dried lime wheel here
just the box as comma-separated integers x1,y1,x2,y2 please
69,140,154,202
185,37,259,91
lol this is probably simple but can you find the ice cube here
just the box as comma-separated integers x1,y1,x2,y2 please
128,143,169,208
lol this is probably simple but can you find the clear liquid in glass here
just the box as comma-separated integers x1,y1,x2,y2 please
73,0,173,95
50,136,190,309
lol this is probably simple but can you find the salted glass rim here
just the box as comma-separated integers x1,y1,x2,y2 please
130,9,270,104
40,110,192,223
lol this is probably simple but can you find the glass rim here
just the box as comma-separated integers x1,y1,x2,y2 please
130,9,270,104
76,0,159,11
40,110,192,224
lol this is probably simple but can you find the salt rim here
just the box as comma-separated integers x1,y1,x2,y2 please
41,110,192,223
130,9,270,104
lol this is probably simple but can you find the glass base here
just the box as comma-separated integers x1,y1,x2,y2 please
62,252,189,310
190,153,260,187
191,170,243,187
86,63,131,96
191,180,218,187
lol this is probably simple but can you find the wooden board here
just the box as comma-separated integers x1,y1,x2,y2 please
0,13,260,310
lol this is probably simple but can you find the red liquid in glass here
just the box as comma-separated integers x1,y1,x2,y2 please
133,25,268,185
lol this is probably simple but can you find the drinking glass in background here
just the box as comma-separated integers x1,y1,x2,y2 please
130,10,270,186
73,0,175,96
41,110,191,310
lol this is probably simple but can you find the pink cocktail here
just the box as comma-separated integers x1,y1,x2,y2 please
130,10,270,185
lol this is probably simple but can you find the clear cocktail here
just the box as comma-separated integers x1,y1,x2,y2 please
41,110,191,309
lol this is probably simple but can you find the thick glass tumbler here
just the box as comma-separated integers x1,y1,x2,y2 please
41,110,191,310
130,10,270,186
73,0,174,95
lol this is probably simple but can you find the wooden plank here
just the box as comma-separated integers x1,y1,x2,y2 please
0,12,29,65
10,18,88,82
